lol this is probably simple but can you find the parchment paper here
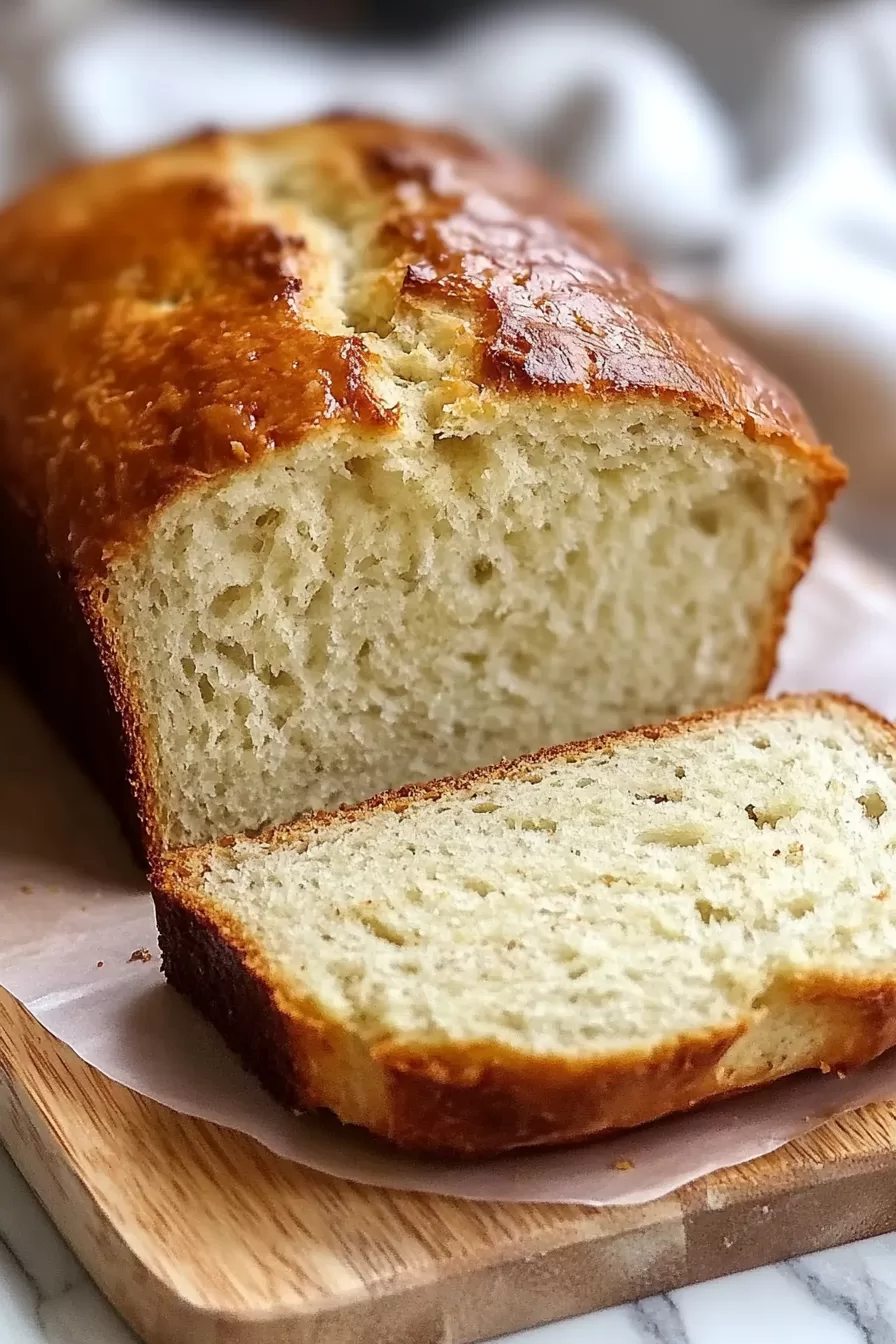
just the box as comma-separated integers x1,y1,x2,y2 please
2,529,896,1206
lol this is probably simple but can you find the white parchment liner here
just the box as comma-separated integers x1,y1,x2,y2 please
3,529,896,1207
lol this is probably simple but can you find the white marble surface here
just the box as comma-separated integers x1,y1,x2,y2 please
2,1143,896,1344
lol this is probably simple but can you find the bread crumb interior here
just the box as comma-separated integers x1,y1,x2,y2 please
201,707,896,1057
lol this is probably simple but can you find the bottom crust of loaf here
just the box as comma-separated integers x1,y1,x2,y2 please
154,884,896,1158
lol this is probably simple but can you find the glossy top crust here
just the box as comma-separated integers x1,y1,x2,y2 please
0,115,829,574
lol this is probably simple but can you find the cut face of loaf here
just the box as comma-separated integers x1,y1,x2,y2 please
115,405,818,851
154,694,896,1156
0,117,844,855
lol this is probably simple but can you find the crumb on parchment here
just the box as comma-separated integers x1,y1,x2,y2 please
96,961,104,968
612,1159,634,1171
128,948,153,964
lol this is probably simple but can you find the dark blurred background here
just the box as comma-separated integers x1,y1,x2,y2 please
137,0,820,110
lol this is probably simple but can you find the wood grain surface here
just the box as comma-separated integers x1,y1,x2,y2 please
4,991,896,1344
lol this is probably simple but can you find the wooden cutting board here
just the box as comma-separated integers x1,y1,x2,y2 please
4,991,896,1344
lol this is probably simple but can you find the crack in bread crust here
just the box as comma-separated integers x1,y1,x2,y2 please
0,115,842,576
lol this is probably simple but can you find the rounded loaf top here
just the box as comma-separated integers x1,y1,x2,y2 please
0,114,833,575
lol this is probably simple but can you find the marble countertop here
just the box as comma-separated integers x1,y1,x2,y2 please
2,1144,895,1344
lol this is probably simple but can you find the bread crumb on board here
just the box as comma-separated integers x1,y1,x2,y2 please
128,948,153,964
612,1158,634,1171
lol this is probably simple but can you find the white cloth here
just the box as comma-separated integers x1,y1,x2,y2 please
2,0,896,547
712,0,896,542
0,0,739,254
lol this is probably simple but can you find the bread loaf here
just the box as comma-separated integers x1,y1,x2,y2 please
153,694,896,1156
0,116,844,858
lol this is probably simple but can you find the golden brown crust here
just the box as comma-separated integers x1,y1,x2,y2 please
374,974,896,1153
152,694,896,1157
0,114,843,577
0,148,395,575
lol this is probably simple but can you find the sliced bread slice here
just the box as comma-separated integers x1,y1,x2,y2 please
152,694,896,1156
